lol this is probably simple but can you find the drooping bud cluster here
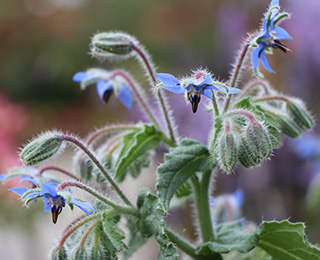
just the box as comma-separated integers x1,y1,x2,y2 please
211,89,313,172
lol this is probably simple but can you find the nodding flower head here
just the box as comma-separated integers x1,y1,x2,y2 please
9,183,96,224
155,70,241,113
73,69,133,109
251,0,292,73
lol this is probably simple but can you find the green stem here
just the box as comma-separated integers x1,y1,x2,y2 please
132,44,176,144
253,95,291,103
79,219,100,248
211,91,220,116
165,228,214,260
110,70,160,130
191,172,215,242
236,79,270,100
60,135,133,207
38,165,84,182
223,33,259,113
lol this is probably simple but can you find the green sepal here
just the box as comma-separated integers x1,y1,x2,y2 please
257,220,320,260
175,180,193,198
286,102,313,130
157,243,179,260
115,124,161,181
72,247,88,260
156,138,213,212
273,12,291,26
51,246,68,260
196,220,259,255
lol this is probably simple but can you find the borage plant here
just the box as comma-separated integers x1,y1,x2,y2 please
2,0,320,259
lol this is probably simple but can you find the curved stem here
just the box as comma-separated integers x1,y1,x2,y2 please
57,181,119,208
110,70,160,130
132,44,176,144
165,228,217,260
223,33,259,113
253,95,291,103
79,219,100,248
86,124,141,146
38,165,83,182
59,134,133,207
236,79,270,100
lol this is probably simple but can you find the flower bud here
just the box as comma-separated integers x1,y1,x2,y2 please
238,138,261,168
20,133,64,166
245,122,272,159
265,112,301,138
51,246,67,260
286,101,313,130
91,32,135,60
216,120,238,173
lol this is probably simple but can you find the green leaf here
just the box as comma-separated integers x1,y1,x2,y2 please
115,124,161,181
99,212,127,258
137,188,178,260
157,138,213,211
123,218,148,260
157,243,179,260
258,220,320,260
196,220,259,255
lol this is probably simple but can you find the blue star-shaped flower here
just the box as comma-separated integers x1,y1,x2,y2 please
10,183,96,224
73,71,133,109
155,71,241,113
251,0,292,73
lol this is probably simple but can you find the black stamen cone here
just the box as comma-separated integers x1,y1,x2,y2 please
189,95,201,113
103,88,114,103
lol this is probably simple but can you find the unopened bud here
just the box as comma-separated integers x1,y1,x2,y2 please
217,120,238,173
245,122,272,159
51,246,67,260
286,101,313,130
91,32,135,60
20,133,64,166
265,112,301,138
238,138,261,168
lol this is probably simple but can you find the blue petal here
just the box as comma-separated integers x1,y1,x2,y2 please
202,89,213,100
194,74,213,87
9,187,29,196
159,84,185,94
43,195,52,212
269,0,280,19
0,174,8,181
118,84,133,109
204,85,226,94
70,199,96,215
251,45,262,70
20,176,39,186
154,73,180,86
72,72,90,82
259,49,275,73
273,26,292,40
40,183,58,198
227,87,242,94
96,80,113,104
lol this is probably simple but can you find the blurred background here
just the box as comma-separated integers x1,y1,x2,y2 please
0,0,320,259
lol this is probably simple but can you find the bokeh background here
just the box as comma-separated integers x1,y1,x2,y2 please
1,0,320,259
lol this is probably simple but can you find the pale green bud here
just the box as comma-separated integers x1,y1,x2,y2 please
51,246,67,260
91,32,135,60
238,138,261,168
218,131,238,173
286,101,313,130
20,133,64,166
245,122,272,159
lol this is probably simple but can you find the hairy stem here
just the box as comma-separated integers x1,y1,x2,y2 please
79,219,100,248
38,165,83,182
59,134,133,207
132,44,176,144
165,228,217,260
236,79,270,100
223,33,259,113
110,70,160,129
191,172,215,242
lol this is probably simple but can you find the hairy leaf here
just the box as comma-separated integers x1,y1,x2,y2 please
196,220,259,255
157,138,213,211
257,220,320,260
115,124,161,181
